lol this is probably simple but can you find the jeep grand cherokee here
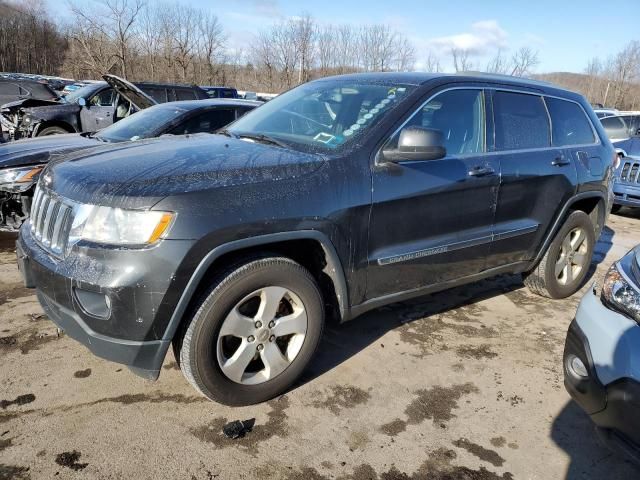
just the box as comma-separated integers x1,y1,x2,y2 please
17,72,615,405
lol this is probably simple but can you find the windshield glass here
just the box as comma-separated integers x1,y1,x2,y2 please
64,84,103,104
96,105,188,142
227,80,415,152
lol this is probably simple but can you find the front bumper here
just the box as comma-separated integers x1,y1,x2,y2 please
17,223,196,379
564,290,640,456
613,182,640,208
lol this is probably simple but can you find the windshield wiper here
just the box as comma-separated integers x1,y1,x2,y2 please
237,133,289,148
217,128,238,139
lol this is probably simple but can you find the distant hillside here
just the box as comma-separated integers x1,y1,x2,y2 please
532,72,640,110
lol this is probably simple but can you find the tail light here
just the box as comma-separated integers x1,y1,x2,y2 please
614,151,621,170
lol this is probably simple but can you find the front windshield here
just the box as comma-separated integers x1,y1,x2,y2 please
96,105,188,142
64,84,103,104
228,80,415,152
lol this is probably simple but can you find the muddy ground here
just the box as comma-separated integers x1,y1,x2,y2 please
1,210,640,480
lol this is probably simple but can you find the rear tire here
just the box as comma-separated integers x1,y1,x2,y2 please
524,210,595,299
37,126,69,136
174,256,324,406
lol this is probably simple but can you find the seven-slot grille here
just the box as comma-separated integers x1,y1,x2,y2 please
620,161,640,184
30,185,73,255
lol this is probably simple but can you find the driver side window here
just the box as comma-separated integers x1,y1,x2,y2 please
386,89,486,156
90,88,114,107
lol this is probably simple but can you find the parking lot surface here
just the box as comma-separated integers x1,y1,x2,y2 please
2,210,640,480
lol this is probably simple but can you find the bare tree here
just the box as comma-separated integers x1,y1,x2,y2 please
393,36,416,71
137,3,163,81
423,52,441,73
68,0,144,78
485,48,509,74
199,11,226,84
451,47,473,72
294,13,315,83
510,46,539,77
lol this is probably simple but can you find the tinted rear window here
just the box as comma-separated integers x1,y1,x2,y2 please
493,91,550,150
144,88,167,103
545,97,595,146
175,89,197,101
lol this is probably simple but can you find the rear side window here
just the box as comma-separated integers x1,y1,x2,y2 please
175,89,197,101
145,88,167,103
220,89,237,98
600,116,628,140
545,97,595,146
493,91,550,150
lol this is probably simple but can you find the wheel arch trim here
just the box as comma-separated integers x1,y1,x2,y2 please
161,230,349,344
531,191,607,267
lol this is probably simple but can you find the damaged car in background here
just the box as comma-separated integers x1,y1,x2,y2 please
0,96,261,231
0,74,208,141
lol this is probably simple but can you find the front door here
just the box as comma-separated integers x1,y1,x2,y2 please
367,88,499,300
79,88,115,131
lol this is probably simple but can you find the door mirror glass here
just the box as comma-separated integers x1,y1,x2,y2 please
77,97,86,107
383,126,446,162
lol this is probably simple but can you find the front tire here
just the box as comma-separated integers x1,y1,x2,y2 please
175,256,324,406
37,126,69,136
524,210,595,299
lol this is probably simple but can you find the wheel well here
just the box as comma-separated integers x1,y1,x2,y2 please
569,196,606,236
35,121,75,135
187,239,343,325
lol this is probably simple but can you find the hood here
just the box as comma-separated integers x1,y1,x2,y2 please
0,133,100,168
45,134,326,209
614,137,640,160
1,98,62,112
103,74,156,110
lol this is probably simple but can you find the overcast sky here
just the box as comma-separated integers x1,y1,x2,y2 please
59,0,639,73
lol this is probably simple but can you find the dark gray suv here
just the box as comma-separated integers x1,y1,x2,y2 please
17,72,615,405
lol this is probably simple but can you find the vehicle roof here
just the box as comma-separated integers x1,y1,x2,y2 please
200,86,238,90
316,71,583,97
151,98,263,110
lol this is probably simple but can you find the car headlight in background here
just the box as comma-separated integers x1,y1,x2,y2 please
602,263,640,323
68,204,174,247
0,165,44,192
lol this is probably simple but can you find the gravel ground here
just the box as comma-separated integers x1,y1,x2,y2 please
1,209,640,480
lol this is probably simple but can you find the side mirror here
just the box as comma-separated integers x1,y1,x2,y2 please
382,126,446,162
77,98,86,107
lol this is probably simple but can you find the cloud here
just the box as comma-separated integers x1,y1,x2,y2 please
237,0,282,18
426,20,508,55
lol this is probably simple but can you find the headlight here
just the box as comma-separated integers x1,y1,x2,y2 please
68,204,174,247
601,263,640,323
0,165,44,192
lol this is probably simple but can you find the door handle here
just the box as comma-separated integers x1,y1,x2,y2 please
552,155,570,166
468,166,495,177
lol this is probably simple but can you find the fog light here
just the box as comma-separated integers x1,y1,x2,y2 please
568,354,589,378
74,288,111,319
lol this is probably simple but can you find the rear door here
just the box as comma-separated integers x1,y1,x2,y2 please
367,87,500,299
486,90,579,268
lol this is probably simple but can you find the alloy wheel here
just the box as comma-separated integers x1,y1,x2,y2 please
216,286,307,385
555,227,589,286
